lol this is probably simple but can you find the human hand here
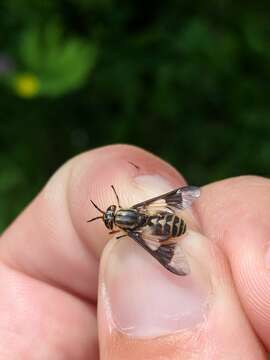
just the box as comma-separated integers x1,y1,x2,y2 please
1,145,269,359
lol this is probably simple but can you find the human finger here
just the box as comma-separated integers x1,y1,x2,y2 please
98,170,266,359
197,176,270,350
0,144,183,358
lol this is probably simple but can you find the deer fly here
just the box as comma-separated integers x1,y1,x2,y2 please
88,185,200,276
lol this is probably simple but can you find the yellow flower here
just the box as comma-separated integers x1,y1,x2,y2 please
14,73,40,97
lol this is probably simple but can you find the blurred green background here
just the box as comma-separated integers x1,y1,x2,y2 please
0,0,270,232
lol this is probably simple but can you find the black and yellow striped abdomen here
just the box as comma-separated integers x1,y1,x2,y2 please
148,213,186,238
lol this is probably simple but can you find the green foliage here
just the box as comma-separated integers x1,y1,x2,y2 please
17,22,97,96
0,1,270,230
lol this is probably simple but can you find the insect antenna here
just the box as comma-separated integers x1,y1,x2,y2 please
87,216,103,223
111,185,121,208
90,200,105,214
87,200,105,223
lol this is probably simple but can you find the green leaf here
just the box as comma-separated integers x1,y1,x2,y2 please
18,21,98,96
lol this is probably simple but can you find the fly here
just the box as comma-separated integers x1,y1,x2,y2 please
88,185,200,275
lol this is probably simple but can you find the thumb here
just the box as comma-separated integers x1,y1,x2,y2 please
98,175,265,360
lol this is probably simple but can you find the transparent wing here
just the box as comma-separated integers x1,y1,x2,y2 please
126,229,190,276
132,186,200,212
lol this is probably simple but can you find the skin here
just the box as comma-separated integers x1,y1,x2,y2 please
0,144,270,359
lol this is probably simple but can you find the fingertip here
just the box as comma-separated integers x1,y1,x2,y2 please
98,233,266,360
98,196,265,360
0,144,185,301
67,144,185,257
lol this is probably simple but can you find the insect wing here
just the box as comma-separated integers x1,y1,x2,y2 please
126,229,190,276
132,186,200,212
166,186,201,210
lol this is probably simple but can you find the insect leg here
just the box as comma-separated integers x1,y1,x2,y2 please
116,234,127,239
111,185,121,208
109,230,121,235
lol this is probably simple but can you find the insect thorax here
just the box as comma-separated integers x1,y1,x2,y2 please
115,209,145,229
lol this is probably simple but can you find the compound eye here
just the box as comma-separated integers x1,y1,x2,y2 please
104,219,111,229
108,205,116,212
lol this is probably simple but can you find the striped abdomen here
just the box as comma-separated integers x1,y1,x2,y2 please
148,213,186,238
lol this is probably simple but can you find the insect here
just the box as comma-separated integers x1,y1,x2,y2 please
88,185,200,275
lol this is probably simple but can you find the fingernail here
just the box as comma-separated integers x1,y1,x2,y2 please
101,175,210,337
103,230,211,337
134,174,175,194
